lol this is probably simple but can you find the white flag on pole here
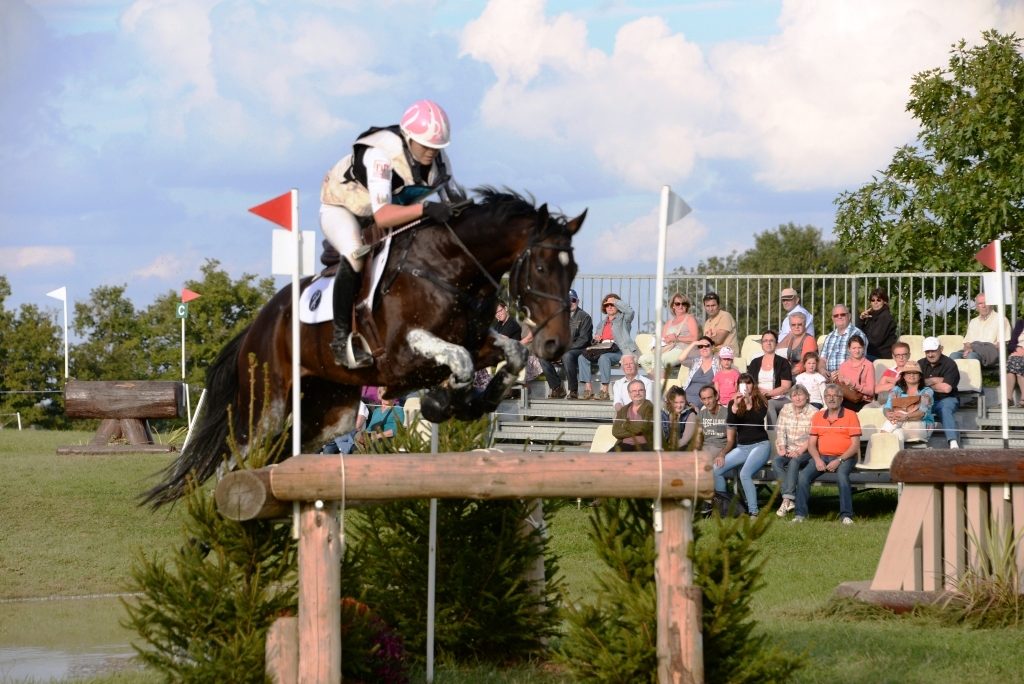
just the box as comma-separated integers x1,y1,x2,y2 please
665,190,692,226
46,286,67,302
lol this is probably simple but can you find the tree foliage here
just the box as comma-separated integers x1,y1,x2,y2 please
0,283,65,428
835,30,1024,272
675,223,850,275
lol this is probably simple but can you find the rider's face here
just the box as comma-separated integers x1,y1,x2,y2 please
409,140,438,165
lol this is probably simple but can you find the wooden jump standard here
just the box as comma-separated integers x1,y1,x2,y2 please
215,450,714,684
867,449,1024,597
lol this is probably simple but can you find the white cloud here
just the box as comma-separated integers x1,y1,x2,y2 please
132,251,194,279
0,246,75,270
463,0,720,189
713,0,1024,190
588,205,709,265
464,0,1024,193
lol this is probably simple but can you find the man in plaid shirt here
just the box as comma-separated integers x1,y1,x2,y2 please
820,304,868,376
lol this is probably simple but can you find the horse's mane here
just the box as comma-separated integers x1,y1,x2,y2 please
470,186,572,236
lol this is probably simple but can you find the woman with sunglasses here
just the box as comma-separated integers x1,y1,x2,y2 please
680,336,719,409
639,293,699,373
712,372,771,517
882,365,934,445
858,287,898,360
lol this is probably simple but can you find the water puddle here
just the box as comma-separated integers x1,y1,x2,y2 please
0,595,142,682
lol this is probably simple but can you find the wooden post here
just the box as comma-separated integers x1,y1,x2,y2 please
518,498,547,610
656,500,702,684
266,617,298,684
297,501,341,684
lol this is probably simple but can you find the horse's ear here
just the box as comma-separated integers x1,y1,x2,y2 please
565,209,587,235
537,203,549,226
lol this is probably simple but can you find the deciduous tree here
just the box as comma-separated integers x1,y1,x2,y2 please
835,30,1024,272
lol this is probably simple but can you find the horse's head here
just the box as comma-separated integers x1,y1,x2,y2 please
509,203,585,360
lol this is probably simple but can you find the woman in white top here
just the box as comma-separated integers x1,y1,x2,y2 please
640,293,700,373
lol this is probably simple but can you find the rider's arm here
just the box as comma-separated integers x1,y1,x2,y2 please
364,148,431,229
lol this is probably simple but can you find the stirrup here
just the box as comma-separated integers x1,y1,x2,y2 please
332,332,373,369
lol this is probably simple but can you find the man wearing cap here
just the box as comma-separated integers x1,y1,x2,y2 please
779,287,815,338
919,336,961,448
949,292,1011,368
538,289,593,399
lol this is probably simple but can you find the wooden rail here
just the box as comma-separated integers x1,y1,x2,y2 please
215,450,714,683
871,449,1024,593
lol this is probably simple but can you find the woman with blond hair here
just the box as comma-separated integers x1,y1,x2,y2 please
639,293,699,373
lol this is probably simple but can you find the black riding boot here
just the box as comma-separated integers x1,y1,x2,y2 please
330,261,373,369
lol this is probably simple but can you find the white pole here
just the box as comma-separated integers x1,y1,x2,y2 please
653,187,670,452
17,412,22,430
426,421,439,682
291,188,302,458
61,295,69,380
181,315,186,382
180,388,206,454
995,239,1009,447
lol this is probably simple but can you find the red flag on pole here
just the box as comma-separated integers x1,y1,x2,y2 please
249,191,294,231
975,241,997,271
181,288,201,303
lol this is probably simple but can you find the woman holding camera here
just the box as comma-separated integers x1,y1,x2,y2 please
711,373,771,516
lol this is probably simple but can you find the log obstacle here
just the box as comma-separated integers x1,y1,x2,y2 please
59,380,183,454
843,450,1024,605
215,450,714,684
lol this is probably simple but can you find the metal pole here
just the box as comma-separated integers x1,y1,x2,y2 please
426,421,439,682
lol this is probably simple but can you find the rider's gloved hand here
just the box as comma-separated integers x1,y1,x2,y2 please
422,201,452,224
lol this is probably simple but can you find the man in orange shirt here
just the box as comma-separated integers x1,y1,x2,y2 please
793,384,861,524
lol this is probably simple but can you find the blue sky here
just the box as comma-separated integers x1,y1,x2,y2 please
2,0,1022,314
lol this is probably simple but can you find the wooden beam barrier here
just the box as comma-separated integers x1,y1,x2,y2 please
215,450,713,684
216,451,715,520
870,449,1024,595
60,379,184,453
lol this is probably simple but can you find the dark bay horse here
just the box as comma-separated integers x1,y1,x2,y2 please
144,188,584,506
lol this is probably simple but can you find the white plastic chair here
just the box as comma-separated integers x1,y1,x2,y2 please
589,424,617,453
860,432,900,470
898,334,925,362
740,335,763,362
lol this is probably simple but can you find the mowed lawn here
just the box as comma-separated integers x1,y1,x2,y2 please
2,430,1021,683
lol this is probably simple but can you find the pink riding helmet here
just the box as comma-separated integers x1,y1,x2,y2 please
399,99,451,149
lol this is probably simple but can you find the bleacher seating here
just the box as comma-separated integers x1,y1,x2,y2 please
955,358,984,415
860,432,900,470
898,334,925,361
740,334,763,362
635,333,655,354
938,333,965,354
589,424,616,453
857,406,886,442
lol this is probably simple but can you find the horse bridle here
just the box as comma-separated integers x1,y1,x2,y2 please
508,237,574,338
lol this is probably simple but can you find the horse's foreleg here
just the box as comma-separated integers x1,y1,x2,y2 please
490,333,528,373
407,328,474,389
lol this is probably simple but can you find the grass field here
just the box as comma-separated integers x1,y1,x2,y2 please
2,430,1022,682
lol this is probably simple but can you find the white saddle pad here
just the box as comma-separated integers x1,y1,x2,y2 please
298,237,393,325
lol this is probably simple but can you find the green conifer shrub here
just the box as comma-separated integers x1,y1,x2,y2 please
350,416,564,664
556,500,804,682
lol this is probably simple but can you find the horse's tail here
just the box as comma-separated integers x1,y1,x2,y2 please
141,326,247,508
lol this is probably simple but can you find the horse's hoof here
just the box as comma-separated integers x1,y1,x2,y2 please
421,390,454,423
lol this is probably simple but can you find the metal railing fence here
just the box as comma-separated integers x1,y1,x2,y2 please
572,273,1021,343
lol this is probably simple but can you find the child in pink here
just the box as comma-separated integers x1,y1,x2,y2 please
713,346,740,406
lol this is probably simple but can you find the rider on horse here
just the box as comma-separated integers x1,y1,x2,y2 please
319,98,463,369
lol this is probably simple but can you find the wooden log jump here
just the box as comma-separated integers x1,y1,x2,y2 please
861,449,1024,598
215,450,714,684
60,380,183,453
